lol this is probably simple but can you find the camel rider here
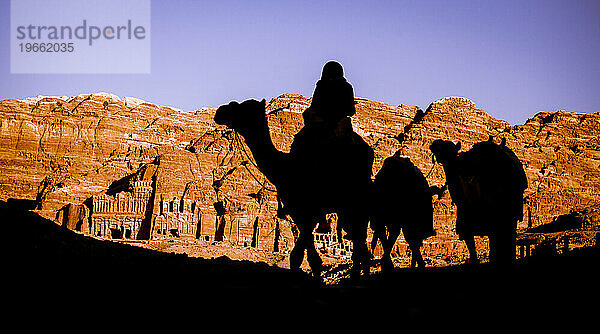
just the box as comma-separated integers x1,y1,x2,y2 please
289,61,373,242
293,60,363,160
302,61,356,136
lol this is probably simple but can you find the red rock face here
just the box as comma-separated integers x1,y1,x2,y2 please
506,111,600,229
1,93,598,261
0,93,207,207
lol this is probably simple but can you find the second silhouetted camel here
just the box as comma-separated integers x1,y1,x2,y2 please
371,156,436,272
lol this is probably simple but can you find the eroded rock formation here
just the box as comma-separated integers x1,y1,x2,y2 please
1,92,598,261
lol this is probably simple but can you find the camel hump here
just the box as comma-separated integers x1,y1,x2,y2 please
460,140,528,193
372,156,434,235
374,156,431,204
376,157,427,188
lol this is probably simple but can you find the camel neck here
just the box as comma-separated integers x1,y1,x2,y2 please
442,158,459,183
239,120,286,187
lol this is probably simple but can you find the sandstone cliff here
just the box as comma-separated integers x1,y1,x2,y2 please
1,92,598,262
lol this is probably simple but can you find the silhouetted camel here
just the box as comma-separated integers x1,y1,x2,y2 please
429,137,527,265
371,156,435,272
214,62,374,278
214,65,374,278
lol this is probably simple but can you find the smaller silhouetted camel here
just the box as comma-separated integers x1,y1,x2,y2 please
371,156,436,272
429,137,528,265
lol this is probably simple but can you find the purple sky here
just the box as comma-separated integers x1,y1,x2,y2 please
1,0,599,124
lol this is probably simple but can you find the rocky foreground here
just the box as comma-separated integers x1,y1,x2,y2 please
6,198,599,324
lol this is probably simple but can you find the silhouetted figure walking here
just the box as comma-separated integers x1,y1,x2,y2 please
214,61,374,278
429,137,527,265
371,156,435,272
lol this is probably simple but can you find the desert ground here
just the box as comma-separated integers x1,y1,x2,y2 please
7,198,599,326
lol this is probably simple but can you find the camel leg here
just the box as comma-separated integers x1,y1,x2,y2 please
381,224,400,273
489,233,498,264
489,228,516,265
304,221,323,278
464,234,479,264
407,239,425,269
370,219,388,271
290,230,323,277
505,229,516,264
370,215,387,253
349,212,371,278
291,215,322,278
371,227,385,254
289,235,306,272
351,241,369,278
288,213,306,271
337,209,367,278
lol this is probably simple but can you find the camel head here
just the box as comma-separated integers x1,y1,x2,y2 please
429,139,461,165
214,99,267,137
